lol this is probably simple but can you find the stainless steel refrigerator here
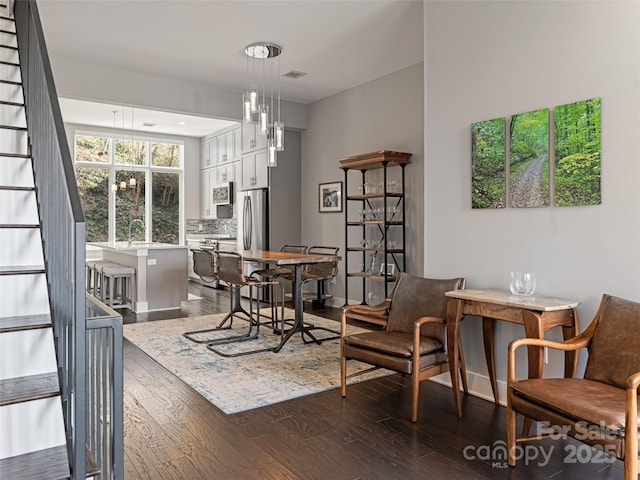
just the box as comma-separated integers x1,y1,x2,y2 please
237,188,269,297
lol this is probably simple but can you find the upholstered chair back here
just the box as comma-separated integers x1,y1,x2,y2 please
216,251,247,287
584,295,640,389
303,246,339,278
192,250,215,279
386,273,463,343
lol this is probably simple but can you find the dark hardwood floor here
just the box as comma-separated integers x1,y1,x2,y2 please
121,281,625,479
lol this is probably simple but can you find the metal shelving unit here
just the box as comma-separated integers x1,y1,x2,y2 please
339,150,411,305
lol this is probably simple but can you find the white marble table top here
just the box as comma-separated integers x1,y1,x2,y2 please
445,288,579,311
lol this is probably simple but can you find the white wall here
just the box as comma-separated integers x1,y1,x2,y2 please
303,62,425,304
425,1,640,401
51,57,309,130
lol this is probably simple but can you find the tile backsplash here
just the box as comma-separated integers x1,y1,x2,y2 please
187,218,237,237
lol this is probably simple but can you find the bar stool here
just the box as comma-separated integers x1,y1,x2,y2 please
100,263,136,310
86,260,98,294
87,260,119,298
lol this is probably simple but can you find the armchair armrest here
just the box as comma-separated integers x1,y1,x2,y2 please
414,316,444,329
626,370,640,474
341,300,392,337
413,316,443,363
342,300,391,330
507,335,591,384
628,371,640,390
343,300,391,316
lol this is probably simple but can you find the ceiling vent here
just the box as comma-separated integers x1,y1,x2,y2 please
142,122,157,127
282,70,307,80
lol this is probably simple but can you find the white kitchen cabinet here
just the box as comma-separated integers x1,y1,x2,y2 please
200,167,216,218
200,137,217,169
241,122,267,153
217,131,233,164
215,161,236,184
233,127,241,160
200,139,209,169
240,149,268,190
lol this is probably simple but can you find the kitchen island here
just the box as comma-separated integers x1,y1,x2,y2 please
89,242,188,313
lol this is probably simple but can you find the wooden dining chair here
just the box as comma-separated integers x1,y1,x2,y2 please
341,273,467,422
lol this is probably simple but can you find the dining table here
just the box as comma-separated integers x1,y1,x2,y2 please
241,249,342,352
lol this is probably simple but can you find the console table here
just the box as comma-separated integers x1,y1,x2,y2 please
445,289,579,417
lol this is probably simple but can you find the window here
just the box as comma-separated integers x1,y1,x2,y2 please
76,166,109,242
74,130,184,245
115,170,146,242
152,172,179,244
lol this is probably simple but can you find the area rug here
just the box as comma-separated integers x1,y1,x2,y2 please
123,309,392,414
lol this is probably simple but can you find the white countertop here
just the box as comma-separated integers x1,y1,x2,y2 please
90,241,188,252
445,288,579,311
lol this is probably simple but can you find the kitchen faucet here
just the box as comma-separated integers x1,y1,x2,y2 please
128,218,145,246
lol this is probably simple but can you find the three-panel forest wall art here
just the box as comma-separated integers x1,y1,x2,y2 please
471,97,601,209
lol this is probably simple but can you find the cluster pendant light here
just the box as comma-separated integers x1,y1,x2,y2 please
111,108,137,192
128,108,136,188
243,42,284,168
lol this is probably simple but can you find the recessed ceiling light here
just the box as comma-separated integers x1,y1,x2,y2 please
178,121,186,125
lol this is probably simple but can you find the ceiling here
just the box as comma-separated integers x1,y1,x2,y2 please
59,98,238,137
37,0,424,137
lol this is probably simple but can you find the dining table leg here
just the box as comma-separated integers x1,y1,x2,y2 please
446,298,464,418
521,310,545,380
272,264,303,352
482,317,499,405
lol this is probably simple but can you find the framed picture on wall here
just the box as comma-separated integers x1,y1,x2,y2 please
319,181,342,213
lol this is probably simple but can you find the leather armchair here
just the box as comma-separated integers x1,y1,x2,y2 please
507,294,640,479
340,273,467,422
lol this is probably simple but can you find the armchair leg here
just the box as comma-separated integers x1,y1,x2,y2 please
411,371,419,422
507,396,517,466
522,417,533,438
340,349,347,397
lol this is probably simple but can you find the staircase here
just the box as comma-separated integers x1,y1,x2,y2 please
0,7,71,479
0,2,123,478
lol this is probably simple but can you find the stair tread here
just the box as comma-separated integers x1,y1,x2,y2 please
0,313,51,333
0,123,26,129
0,186,34,191
0,44,17,50
0,100,24,106
0,265,45,275
0,372,60,406
0,445,70,480
0,152,30,158
0,223,39,227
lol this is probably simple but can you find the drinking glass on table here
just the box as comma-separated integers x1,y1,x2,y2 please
510,272,536,295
